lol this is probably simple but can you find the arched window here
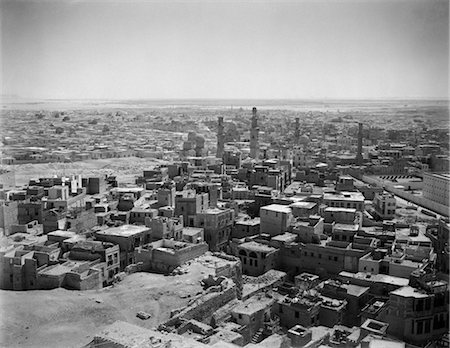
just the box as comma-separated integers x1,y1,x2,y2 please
249,251,257,259
239,250,247,257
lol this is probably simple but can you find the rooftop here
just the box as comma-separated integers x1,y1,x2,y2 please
339,271,409,287
238,241,277,254
323,191,364,202
391,286,429,298
290,201,316,207
95,224,149,237
232,295,274,316
260,204,292,214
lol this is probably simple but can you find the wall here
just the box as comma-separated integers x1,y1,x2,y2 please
165,282,237,327
64,269,101,290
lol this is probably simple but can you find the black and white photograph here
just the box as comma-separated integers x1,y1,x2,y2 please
0,0,449,347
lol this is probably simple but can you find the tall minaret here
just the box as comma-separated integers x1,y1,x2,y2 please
250,107,259,159
356,123,363,165
217,116,225,158
294,117,300,144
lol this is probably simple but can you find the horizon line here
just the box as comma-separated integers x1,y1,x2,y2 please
2,96,449,102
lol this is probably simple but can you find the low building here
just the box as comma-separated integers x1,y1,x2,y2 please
135,239,208,273
275,294,321,329
233,218,260,239
236,241,278,276
181,227,204,244
68,241,120,285
323,191,365,211
231,295,275,344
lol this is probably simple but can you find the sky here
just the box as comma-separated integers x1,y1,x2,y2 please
1,0,448,100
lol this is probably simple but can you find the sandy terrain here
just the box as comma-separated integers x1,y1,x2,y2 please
0,260,215,348
7,157,169,187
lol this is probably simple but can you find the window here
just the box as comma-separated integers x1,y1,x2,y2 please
424,320,431,333
255,260,258,267
250,259,253,266
425,298,431,311
295,311,299,318
318,254,322,259
238,314,242,319
417,321,423,335
334,256,338,261
279,304,283,313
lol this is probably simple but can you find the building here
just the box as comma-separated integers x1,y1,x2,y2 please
233,218,260,239
292,216,324,244
384,283,448,346
236,241,278,276
323,191,365,211
135,239,208,273
260,204,293,236
194,208,234,251
150,216,183,241
94,225,151,270
275,294,321,329
373,192,396,220
174,190,209,227
68,240,120,286
423,172,450,207
230,295,275,344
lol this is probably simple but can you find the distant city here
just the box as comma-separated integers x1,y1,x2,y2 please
0,100,448,348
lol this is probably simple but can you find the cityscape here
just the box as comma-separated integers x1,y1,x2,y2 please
1,1,449,348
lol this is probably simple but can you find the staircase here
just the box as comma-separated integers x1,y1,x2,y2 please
251,328,264,344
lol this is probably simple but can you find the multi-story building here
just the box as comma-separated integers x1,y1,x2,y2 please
194,208,234,251
260,204,293,236
384,281,448,346
423,172,450,207
174,190,209,227
373,192,396,220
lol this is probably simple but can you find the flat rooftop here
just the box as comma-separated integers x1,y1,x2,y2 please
324,207,357,213
323,191,364,202
260,204,292,214
232,296,274,316
391,286,429,299
182,227,204,236
47,230,77,238
95,224,149,237
339,271,409,287
235,218,260,226
239,241,277,253
290,202,317,209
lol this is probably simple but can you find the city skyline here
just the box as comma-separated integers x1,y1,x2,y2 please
2,0,449,100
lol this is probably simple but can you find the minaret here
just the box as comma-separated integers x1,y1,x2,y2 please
356,123,363,165
217,116,225,158
294,117,300,144
250,107,259,159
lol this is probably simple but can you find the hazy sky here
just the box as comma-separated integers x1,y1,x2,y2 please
1,0,448,100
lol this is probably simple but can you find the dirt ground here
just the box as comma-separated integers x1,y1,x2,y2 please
7,157,169,187
0,261,214,348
